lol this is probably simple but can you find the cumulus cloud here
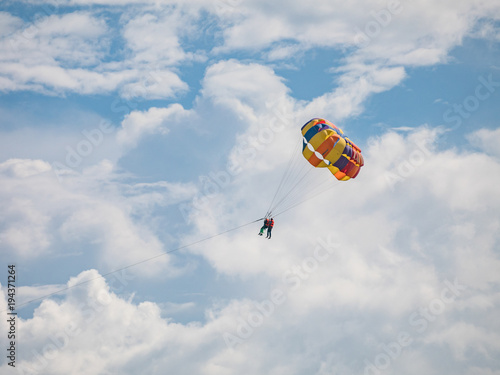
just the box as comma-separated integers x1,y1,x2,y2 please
0,11,23,37
116,104,194,148
176,122,500,374
3,12,108,65
122,11,192,66
303,63,407,120
0,158,194,276
1,1,500,374
214,0,500,66
0,158,52,177
2,0,499,100
467,127,500,159
0,269,256,375
0,11,111,94
0,9,191,98
202,59,290,113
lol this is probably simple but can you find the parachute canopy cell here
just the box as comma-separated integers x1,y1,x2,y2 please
301,118,364,181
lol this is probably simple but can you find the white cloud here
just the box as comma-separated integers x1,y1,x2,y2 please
119,69,188,99
207,0,500,114
0,158,193,276
16,284,67,305
4,12,108,67
36,12,108,40
0,269,246,374
116,104,194,148
303,64,407,120
220,11,295,51
183,61,500,302
470,20,500,41
0,11,23,37
0,9,190,98
0,196,52,257
0,158,52,177
467,127,500,159
215,0,361,52
0,160,53,257
1,84,499,375
1,1,500,373
213,0,500,64
426,321,500,360
170,123,500,373
122,11,190,66
0,11,112,94
202,59,290,113
2,0,499,100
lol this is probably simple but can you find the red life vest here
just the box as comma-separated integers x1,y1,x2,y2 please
268,219,274,228
264,218,269,226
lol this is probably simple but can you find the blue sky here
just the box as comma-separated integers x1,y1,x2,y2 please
1,1,500,374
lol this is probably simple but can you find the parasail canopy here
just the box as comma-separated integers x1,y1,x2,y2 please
301,118,364,181
265,118,364,219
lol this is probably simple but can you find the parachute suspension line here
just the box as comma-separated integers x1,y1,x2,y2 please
265,135,304,218
269,172,332,218
272,180,342,218
4,217,263,314
281,166,337,207
272,180,337,216
265,133,345,218
265,136,304,217
267,164,314,217
269,175,324,216
268,150,338,217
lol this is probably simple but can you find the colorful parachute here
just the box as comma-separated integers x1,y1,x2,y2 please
264,118,364,218
301,118,364,181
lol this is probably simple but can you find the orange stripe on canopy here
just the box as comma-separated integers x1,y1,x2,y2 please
316,136,337,159
308,153,322,167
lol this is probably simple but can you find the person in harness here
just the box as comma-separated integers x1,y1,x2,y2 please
258,218,269,236
266,218,274,239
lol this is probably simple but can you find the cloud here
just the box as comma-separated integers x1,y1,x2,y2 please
207,0,500,116
0,9,190,98
0,11,23,37
0,196,52,258
122,11,191,66
303,63,407,120
0,158,52,177
426,321,500,361
215,0,364,52
182,65,500,303
201,59,290,113
0,269,247,374
213,0,500,65
2,0,499,100
4,12,109,67
15,284,67,305
0,158,194,276
173,123,500,373
119,69,188,99
1,1,500,374
467,127,500,159
116,104,194,148
0,11,111,94
0,160,53,257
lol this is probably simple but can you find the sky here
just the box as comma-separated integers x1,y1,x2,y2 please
0,0,499,374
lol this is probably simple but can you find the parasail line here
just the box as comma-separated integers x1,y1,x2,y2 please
2,217,263,313
272,180,341,218
265,136,303,218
